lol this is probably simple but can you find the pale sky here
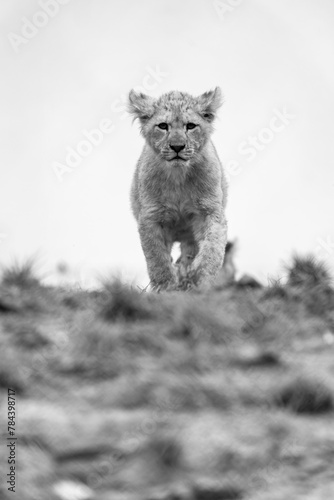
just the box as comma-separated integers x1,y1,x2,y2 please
1,0,334,287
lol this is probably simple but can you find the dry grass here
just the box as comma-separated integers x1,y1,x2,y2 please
0,255,334,499
1,258,40,289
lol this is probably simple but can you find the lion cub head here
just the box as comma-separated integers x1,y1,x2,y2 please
128,88,223,165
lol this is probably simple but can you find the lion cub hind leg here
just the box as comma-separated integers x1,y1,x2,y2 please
175,240,199,290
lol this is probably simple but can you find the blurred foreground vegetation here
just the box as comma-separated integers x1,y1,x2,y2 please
0,255,334,499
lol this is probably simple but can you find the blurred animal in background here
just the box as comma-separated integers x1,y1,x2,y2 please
214,240,237,288
128,87,228,292
215,240,263,290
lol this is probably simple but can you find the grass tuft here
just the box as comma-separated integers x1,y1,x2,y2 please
280,255,334,316
2,258,40,289
100,278,153,321
287,255,333,288
262,277,289,300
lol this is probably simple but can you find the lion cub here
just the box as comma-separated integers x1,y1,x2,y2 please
128,88,228,291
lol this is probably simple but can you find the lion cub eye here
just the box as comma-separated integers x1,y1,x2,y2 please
186,123,197,130
158,123,168,130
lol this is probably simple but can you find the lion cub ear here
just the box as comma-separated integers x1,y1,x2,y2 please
128,90,156,123
196,87,224,122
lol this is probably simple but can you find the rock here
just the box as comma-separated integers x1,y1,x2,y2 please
53,481,93,500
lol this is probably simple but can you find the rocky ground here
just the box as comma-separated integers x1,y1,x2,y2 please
0,256,334,500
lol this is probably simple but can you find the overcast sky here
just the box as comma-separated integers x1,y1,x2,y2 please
1,0,334,287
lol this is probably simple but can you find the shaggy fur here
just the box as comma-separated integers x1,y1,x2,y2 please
128,88,228,291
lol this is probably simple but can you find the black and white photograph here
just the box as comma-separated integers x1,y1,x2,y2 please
1,1,334,498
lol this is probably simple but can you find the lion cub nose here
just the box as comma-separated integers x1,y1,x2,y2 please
170,144,185,153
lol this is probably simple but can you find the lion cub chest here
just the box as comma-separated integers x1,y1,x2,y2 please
157,190,201,242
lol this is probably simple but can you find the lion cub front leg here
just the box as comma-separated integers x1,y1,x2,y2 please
138,217,177,292
191,214,228,289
